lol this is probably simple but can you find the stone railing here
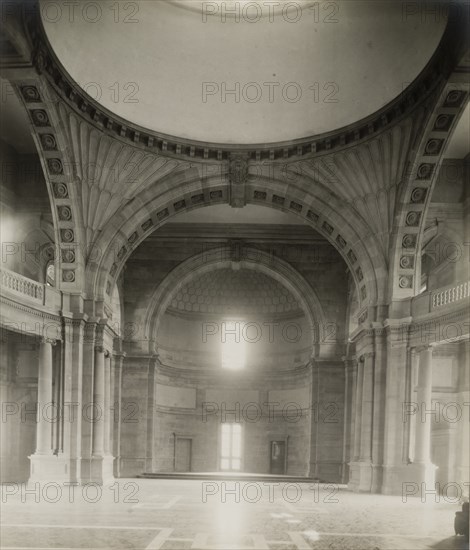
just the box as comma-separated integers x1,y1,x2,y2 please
0,267,44,302
431,280,469,310
411,279,470,318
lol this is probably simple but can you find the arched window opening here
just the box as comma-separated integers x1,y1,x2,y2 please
46,261,55,287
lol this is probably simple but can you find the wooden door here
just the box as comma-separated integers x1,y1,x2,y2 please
270,441,286,474
175,438,192,472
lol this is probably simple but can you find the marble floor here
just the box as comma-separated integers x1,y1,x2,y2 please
0,479,468,550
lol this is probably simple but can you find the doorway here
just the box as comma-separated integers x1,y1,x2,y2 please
175,437,192,472
220,423,242,471
270,440,286,474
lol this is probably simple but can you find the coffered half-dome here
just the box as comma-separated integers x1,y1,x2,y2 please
166,267,303,317
40,0,447,144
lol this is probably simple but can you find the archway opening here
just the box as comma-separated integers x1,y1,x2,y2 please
116,203,352,479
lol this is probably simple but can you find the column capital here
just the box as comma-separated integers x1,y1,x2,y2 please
151,342,160,357
342,356,358,369
149,353,160,365
95,345,105,354
415,344,434,354
40,337,57,346
359,351,374,362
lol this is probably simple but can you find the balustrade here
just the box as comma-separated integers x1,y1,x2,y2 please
0,267,44,301
431,280,469,309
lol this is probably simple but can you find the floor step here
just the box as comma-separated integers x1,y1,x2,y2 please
138,472,318,483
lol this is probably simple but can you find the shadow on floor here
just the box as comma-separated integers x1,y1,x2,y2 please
429,536,469,550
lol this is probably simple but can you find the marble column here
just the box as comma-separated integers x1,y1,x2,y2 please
414,346,433,464
112,352,125,477
36,338,55,454
405,347,418,463
348,359,358,460
381,321,411,495
104,352,111,455
0,345,11,482
145,355,158,472
348,359,363,491
341,357,355,483
61,315,85,484
309,361,320,478
358,352,374,491
92,346,105,456
409,345,436,488
89,344,114,484
353,360,364,460
414,347,432,464
29,337,63,483
455,341,470,485
371,337,386,493
359,353,374,461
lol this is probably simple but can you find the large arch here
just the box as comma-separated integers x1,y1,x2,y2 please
8,76,86,290
85,170,386,321
388,73,469,301
140,245,327,355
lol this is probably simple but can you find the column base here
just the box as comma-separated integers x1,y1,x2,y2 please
28,453,76,484
371,463,383,493
308,462,318,480
381,462,437,495
347,461,360,491
340,461,350,484
348,460,374,492
85,455,115,485
357,460,373,492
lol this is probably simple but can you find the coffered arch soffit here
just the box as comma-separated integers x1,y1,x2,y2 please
388,72,469,300
9,78,86,290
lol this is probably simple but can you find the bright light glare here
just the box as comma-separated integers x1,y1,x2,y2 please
303,530,321,542
221,321,245,370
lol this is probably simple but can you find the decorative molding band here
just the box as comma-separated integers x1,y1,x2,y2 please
122,356,312,380
0,295,61,324
412,302,469,326
164,305,305,323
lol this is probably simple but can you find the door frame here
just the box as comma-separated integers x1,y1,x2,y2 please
269,436,288,474
173,433,193,472
218,422,244,472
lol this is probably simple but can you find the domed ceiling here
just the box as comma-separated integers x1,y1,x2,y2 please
166,268,304,317
41,0,446,144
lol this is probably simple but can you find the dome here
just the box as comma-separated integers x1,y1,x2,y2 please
166,268,304,317
40,0,446,145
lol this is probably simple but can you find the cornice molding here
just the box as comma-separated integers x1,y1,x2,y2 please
0,294,61,324
164,305,306,323
412,302,469,326
22,1,466,162
121,354,312,380
62,315,88,328
412,344,434,354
